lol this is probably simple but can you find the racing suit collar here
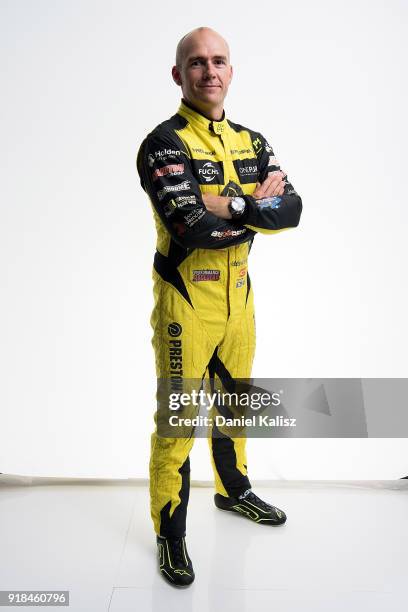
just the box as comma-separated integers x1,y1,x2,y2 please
177,98,228,135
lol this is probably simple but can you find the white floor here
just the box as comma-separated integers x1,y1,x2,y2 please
0,480,407,612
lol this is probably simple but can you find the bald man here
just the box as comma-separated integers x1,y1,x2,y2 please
137,27,302,587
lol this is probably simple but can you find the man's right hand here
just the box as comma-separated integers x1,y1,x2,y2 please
252,171,286,199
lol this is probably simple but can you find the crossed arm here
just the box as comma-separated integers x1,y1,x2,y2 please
202,171,287,220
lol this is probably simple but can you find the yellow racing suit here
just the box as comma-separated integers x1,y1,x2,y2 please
137,98,302,537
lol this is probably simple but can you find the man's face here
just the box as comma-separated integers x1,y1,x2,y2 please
173,30,233,114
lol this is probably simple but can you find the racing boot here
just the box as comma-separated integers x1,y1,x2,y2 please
156,535,195,587
214,488,287,525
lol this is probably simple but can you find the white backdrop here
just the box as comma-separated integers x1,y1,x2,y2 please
1,0,407,479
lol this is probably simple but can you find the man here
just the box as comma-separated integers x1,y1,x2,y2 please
137,26,302,587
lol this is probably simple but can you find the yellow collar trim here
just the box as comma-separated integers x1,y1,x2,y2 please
177,99,228,135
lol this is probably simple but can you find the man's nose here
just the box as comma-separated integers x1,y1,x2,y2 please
203,61,217,79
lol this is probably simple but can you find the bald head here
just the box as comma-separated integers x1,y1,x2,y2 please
175,27,230,69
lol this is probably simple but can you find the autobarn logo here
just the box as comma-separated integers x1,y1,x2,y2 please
152,164,184,181
157,180,190,201
211,228,246,239
233,158,258,184
192,160,224,184
192,269,220,282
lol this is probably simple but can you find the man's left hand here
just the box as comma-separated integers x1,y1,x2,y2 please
202,194,232,219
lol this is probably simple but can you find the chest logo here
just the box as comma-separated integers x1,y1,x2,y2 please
192,160,224,185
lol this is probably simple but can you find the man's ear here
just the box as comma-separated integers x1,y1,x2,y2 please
229,64,233,84
172,65,182,86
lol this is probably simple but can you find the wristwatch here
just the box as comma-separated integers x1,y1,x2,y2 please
228,196,246,219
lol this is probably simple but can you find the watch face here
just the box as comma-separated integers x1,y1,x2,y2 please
232,197,245,213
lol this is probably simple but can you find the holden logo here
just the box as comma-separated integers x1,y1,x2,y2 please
198,162,219,183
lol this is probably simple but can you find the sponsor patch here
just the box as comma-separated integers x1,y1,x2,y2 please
191,147,216,156
252,137,262,155
236,278,245,288
192,269,220,282
231,259,248,267
163,199,178,217
230,148,254,156
211,228,247,239
221,180,244,198
154,148,182,158
256,196,282,210
238,267,247,277
174,195,197,207
184,208,205,227
232,158,258,184
268,155,280,167
192,160,224,184
168,322,182,337
157,180,190,201
152,163,184,181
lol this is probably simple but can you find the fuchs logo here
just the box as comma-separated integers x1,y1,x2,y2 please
192,269,220,282
193,160,224,185
157,180,190,201
148,154,155,167
199,162,219,182
152,164,184,181
168,322,182,337
211,228,246,239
